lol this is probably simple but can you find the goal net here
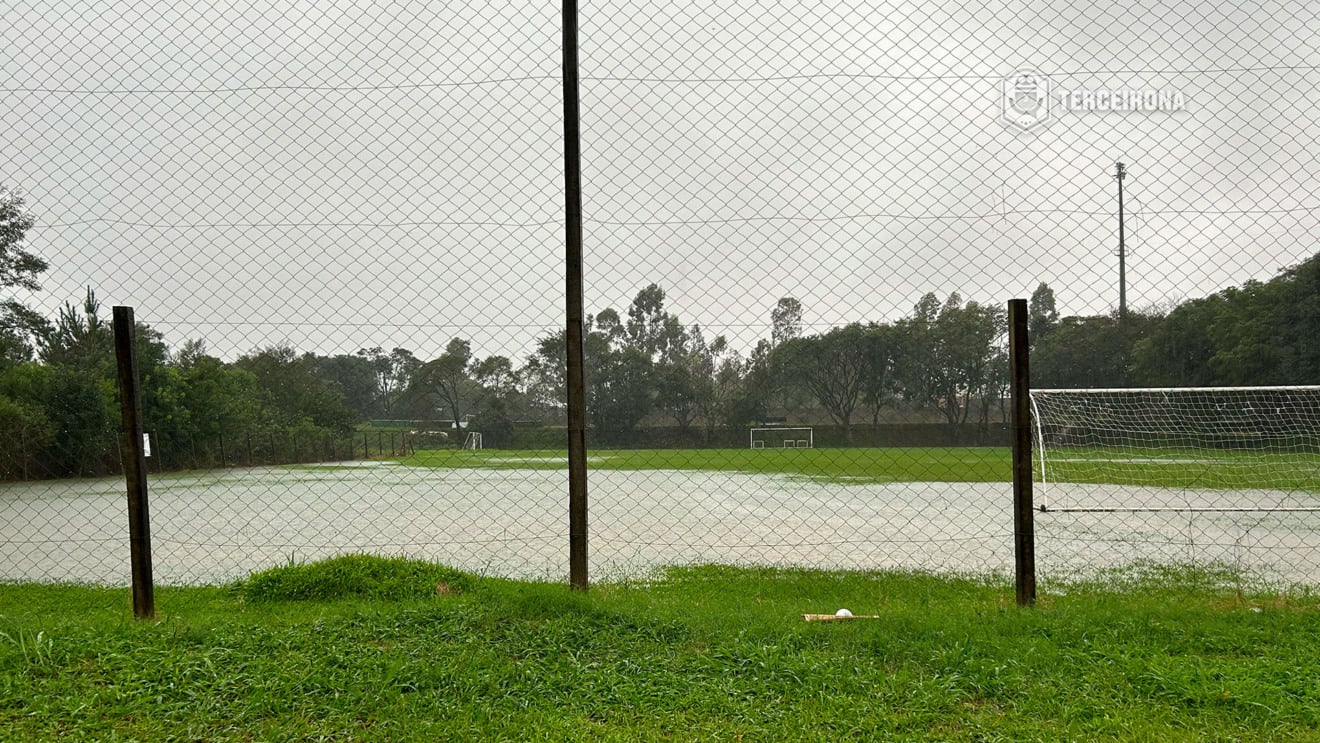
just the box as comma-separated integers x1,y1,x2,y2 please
460,432,483,450
750,427,814,449
1029,386,1320,512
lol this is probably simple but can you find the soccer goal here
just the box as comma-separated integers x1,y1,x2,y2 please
460,432,483,450
750,427,814,449
1029,386,1320,512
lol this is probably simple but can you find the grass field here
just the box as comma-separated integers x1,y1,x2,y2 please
2,556,1319,740
1041,447,1320,491
400,447,1012,483
398,446,1320,491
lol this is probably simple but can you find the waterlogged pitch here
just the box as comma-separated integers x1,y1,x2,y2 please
2,447,1318,586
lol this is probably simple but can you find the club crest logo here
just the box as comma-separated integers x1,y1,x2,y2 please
1001,70,1051,131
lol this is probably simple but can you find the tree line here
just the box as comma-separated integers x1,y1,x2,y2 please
3,186,1319,477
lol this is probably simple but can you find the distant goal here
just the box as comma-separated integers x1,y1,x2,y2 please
750,427,814,449
460,432,483,450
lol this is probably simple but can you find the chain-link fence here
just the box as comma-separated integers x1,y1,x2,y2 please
2,1,1318,588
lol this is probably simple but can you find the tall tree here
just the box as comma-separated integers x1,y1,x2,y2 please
413,338,475,431
893,293,942,419
712,352,756,432
626,283,674,360
771,297,804,347
589,347,654,434
1127,254,1320,387
471,355,518,400
43,364,117,476
1274,252,1320,382
860,322,898,428
684,325,732,439
895,293,1006,427
0,394,53,479
526,302,661,431
522,330,568,416
593,308,626,348
1128,300,1219,386
774,324,871,444
29,289,117,475
235,344,355,431
314,352,380,422
1028,282,1059,347
1034,311,1161,388
0,188,49,366
724,340,773,430
40,288,112,372
357,346,420,416
176,350,261,439
655,361,698,432
457,355,518,447
32,288,186,469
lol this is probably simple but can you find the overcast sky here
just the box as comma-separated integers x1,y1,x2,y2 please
4,0,1318,362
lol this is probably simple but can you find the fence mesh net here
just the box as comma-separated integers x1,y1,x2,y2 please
3,0,1319,587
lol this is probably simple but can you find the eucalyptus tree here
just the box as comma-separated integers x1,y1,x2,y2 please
894,293,1005,427
773,323,871,444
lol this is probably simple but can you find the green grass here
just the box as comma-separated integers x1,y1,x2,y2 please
401,447,1013,483
236,554,473,602
3,557,1320,740
1041,447,1320,491
397,446,1320,491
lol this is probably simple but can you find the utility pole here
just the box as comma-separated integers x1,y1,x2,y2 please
1115,161,1127,322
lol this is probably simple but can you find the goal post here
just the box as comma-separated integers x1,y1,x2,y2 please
1029,385,1320,512
460,432,483,450
750,427,814,449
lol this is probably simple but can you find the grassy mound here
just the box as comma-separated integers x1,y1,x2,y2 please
237,554,473,603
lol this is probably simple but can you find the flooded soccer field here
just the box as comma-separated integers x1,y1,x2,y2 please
3,462,1320,586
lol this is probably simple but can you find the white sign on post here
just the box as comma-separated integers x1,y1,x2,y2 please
143,432,152,458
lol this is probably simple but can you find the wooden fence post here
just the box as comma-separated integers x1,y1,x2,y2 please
113,306,155,619
1009,298,1036,607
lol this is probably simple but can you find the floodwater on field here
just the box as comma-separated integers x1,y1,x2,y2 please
3,463,1319,586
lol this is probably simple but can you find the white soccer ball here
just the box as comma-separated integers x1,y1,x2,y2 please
835,608,853,617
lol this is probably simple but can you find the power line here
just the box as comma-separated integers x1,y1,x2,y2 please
0,76,559,95
30,204,1320,231
33,218,562,230
6,64,1319,95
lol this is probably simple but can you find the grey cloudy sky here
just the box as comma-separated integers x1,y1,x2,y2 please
3,0,1318,362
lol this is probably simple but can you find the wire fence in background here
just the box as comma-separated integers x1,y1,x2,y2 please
2,1,1319,588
